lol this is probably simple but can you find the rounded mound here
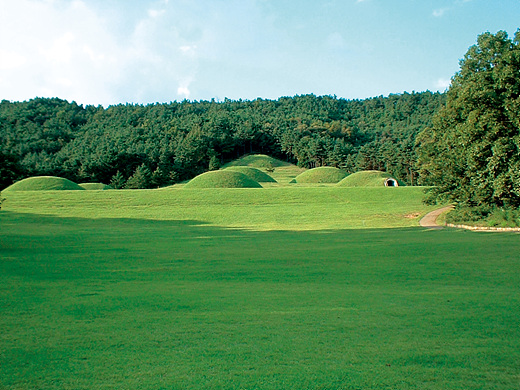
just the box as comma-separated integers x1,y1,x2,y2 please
3,176,85,192
79,183,113,190
337,170,404,187
294,167,348,183
184,170,263,188
223,154,290,168
224,166,276,183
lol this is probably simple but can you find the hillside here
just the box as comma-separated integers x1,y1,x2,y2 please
0,92,445,190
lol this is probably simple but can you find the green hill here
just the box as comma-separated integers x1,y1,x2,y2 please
184,170,263,188
223,154,304,184
293,167,348,184
222,154,291,168
337,170,403,187
224,166,276,183
2,176,85,192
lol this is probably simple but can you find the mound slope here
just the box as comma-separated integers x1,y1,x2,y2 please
293,167,348,183
337,170,403,187
79,183,113,190
222,154,290,168
185,170,263,188
224,166,276,183
2,176,85,192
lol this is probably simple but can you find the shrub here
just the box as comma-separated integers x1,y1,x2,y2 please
447,205,520,228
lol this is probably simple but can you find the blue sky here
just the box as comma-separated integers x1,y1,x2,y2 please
0,0,518,106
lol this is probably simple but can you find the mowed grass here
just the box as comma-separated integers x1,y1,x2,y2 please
1,186,435,230
1,209,519,389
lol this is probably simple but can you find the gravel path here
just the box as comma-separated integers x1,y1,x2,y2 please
419,206,454,229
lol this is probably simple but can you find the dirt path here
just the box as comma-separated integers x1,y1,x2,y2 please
419,206,454,229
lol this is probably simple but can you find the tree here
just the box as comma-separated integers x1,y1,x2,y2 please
208,155,221,171
109,171,126,189
417,30,520,208
0,151,22,190
125,164,152,189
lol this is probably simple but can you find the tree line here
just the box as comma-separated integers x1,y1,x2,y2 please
0,92,445,190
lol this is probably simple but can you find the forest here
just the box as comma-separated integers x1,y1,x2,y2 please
0,91,445,190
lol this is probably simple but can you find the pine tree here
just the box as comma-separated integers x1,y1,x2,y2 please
109,171,126,189
125,164,152,189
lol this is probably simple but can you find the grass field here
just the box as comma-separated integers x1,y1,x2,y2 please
1,187,434,230
1,187,519,389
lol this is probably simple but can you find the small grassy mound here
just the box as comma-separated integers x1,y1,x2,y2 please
184,170,263,189
2,176,85,192
337,170,404,187
222,154,291,168
224,166,276,183
293,167,348,183
79,183,113,190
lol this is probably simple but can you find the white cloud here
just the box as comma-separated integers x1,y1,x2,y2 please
433,8,448,17
41,32,76,63
148,8,165,18
177,85,191,99
436,78,451,90
0,50,27,70
0,0,204,105
0,0,122,104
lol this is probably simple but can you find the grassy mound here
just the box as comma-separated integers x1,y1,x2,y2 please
79,183,113,190
293,167,348,183
184,170,263,189
2,176,84,192
222,154,291,168
337,170,404,187
224,166,276,183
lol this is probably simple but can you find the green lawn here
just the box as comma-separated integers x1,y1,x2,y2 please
1,188,519,389
1,186,435,230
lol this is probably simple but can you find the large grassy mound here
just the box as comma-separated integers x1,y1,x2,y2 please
337,170,404,187
222,154,291,168
2,176,84,192
184,170,263,189
224,166,276,183
293,167,348,183
79,183,113,190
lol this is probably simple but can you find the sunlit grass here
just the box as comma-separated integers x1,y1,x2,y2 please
1,186,435,230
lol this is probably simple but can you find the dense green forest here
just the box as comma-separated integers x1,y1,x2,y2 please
0,92,445,190
417,30,520,223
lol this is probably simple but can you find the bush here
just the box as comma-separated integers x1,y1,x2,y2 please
446,205,520,228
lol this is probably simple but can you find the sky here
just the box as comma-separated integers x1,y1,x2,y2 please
0,0,519,106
